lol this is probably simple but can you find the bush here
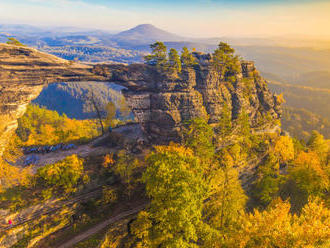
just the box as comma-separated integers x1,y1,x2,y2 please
37,155,84,193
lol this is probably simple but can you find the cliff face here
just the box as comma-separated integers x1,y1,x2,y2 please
93,53,282,142
0,44,104,154
0,44,281,154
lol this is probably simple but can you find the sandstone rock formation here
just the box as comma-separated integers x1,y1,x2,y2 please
0,44,104,154
93,53,282,142
0,44,281,154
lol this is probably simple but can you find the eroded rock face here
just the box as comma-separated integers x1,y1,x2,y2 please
0,44,281,154
94,53,282,142
0,44,104,154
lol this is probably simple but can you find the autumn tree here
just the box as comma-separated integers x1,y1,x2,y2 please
112,150,141,198
307,130,329,163
204,149,247,235
222,198,330,248
274,135,295,164
118,96,131,119
105,101,116,128
140,144,207,247
37,154,84,194
180,47,196,67
17,105,100,145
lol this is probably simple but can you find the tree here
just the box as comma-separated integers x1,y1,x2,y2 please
216,104,232,137
212,42,240,81
285,151,329,212
307,130,329,163
168,48,181,74
37,155,84,193
130,211,153,247
237,109,251,138
274,136,295,164
204,149,247,233
84,90,105,134
105,101,116,128
144,42,168,71
180,47,196,68
141,144,207,247
183,118,215,165
112,150,141,198
222,198,330,248
253,153,283,206
118,96,131,119
6,37,24,46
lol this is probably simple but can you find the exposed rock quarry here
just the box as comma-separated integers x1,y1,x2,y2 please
0,44,281,154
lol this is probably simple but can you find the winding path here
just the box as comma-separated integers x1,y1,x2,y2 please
57,204,146,248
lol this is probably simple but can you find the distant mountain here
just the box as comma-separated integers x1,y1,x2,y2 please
2,23,330,86
112,24,185,46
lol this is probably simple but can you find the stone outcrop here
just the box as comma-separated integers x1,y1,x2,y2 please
0,44,281,154
0,44,104,154
93,53,282,142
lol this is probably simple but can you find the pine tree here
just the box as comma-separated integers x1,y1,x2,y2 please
168,48,182,74
144,42,168,71
212,42,240,81
307,130,329,163
180,47,196,67
204,149,247,232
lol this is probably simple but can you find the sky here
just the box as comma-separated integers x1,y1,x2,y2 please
0,0,330,38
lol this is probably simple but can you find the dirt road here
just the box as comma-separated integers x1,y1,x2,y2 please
57,204,146,248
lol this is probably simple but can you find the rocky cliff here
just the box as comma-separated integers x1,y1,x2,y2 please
93,53,282,142
0,44,281,154
0,44,104,154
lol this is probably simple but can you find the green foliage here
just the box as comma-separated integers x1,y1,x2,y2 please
253,153,283,206
112,151,141,197
37,154,84,193
237,109,251,137
183,118,215,163
180,47,197,68
212,42,240,82
124,119,330,248
216,104,232,137
307,130,329,162
144,42,168,71
168,48,182,74
16,104,100,146
141,145,206,247
6,37,24,46
204,149,247,233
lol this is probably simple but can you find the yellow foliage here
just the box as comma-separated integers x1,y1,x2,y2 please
17,105,101,146
103,153,115,168
274,136,295,163
223,198,330,248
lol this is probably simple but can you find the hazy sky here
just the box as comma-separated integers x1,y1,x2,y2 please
0,0,330,38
